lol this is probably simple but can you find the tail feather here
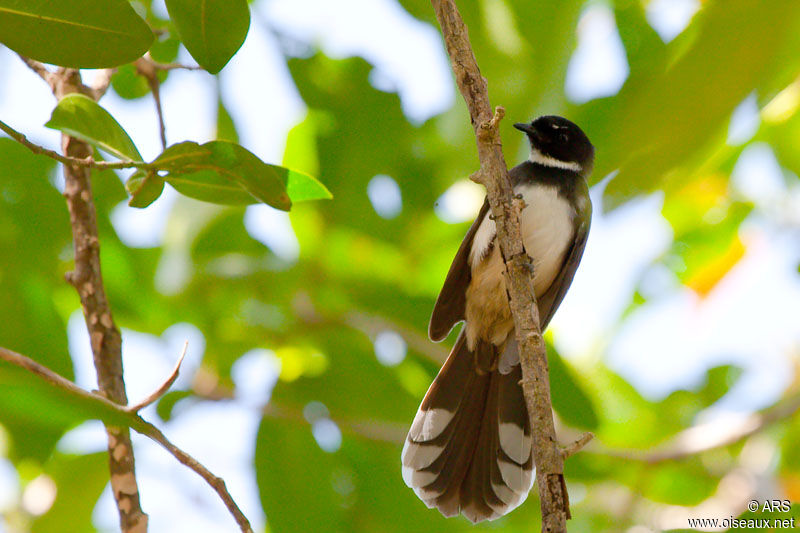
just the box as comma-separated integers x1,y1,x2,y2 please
401,331,534,522
461,374,504,522
413,362,490,510
497,365,534,493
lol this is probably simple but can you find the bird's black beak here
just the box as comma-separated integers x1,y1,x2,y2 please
514,122,538,138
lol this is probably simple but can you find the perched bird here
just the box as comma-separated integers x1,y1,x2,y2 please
401,116,594,522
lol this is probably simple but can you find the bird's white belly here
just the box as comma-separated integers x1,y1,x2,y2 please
470,183,574,295
519,184,575,293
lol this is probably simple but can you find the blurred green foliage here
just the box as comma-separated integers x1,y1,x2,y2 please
1,0,800,532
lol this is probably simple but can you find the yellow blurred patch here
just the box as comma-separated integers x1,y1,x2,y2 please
396,360,432,399
781,473,800,501
275,345,328,382
762,78,800,124
663,173,729,233
685,236,745,296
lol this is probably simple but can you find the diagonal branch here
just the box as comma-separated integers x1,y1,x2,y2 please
0,117,165,172
430,1,572,530
0,345,254,533
597,391,800,464
0,118,156,171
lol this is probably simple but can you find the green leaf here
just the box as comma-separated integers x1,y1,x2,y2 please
255,418,343,533
0,139,72,461
155,390,194,421
255,417,465,533
282,112,320,178
215,95,239,143
111,64,151,100
149,35,181,64
0,0,153,68
126,170,165,208
548,344,599,430
287,169,332,202
165,0,250,74
696,365,743,407
45,94,142,161
594,0,800,209
31,452,109,533
153,140,296,210
153,142,254,204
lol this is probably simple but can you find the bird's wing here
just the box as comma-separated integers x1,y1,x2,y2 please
428,200,490,341
536,189,591,330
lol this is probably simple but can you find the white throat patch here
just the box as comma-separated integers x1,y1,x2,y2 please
529,148,582,173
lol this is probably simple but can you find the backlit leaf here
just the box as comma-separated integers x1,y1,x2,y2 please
45,94,142,161
126,170,165,208
153,141,290,209
548,343,599,430
0,0,153,68
165,0,250,74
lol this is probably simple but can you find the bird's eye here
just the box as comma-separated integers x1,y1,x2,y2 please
559,133,569,143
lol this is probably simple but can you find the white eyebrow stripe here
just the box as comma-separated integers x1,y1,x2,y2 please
529,148,582,172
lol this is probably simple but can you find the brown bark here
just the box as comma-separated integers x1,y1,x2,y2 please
55,68,148,533
430,1,572,530
12,57,254,533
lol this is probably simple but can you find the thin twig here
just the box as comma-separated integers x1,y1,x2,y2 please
17,56,107,101
141,52,202,72
127,342,188,413
0,345,254,533
0,118,157,171
151,61,203,71
152,83,167,149
139,423,253,533
0,346,138,423
430,1,571,530
561,432,594,460
135,57,168,149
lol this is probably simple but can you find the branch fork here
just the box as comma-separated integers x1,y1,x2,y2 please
476,105,505,144
0,344,253,533
126,342,188,413
561,432,595,459
7,54,252,533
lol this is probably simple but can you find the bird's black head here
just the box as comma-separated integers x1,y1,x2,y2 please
514,115,594,176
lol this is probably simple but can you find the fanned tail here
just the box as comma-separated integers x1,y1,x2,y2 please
401,331,534,522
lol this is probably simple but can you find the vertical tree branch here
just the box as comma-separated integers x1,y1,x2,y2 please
430,1,571,531
51,67,148,533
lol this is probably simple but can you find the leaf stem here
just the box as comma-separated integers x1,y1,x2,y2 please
0,117,158,171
